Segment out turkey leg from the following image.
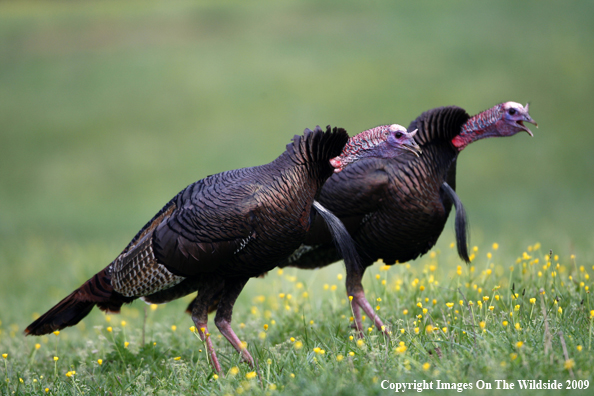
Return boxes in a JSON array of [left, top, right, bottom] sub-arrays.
[[346, 264, 389, 337], [214, 277, 254, 367], [189, 278, 225, 373]]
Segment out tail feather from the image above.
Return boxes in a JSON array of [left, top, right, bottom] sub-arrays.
[[312, 201, 361, 272], [287, 126, 349, 166], [25, 267, 132, 336], [25, 292, 95, 336], [441, 182, 470, 263]]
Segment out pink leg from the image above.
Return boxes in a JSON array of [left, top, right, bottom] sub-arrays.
[[188, 278, 226, 373], [353, 290, 389, 337], [349, 296, 364, 336], [213, 277, 254, 366], [215, 318, 254, 367], [196, 323, 222, 373]]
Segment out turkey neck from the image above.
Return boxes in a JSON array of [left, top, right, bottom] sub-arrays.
[[451, 104, 503, 150], [411, 105, 471, 188]]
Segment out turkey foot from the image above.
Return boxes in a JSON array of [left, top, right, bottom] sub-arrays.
[[196, 323, 222, 373], [350, 290, 389, 338]]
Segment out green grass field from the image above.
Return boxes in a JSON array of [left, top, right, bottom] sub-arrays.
[[2, 242, 593, 395], [1, 1, 594, 394]]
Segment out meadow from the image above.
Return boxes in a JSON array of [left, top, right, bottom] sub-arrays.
[[1, 240, 593, 395], [1, 1, 593, 395]]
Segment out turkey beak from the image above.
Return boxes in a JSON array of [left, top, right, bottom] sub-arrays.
[[518, 115, 537, 137], [403, 129, 422, 157], [520, 103, 537, 137], [403, 141, 422, 157]]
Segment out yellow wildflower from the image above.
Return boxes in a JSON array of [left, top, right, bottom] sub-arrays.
[[564, 359, 575, 370]]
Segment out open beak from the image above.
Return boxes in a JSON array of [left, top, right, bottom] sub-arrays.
[[517, 115, 537, 137], [519, 103, 537, 137]]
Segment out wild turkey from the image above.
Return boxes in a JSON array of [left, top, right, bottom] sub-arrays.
[[281, 102, 537, 334], [181, 125, 422, 330], [26, 126, 363, 373]]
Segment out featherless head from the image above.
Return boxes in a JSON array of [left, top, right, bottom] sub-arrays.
[[330, 124, 421, 173], [452, 102, 537, 151], [499, 102, 537, 136]]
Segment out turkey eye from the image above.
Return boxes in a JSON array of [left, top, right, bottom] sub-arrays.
[[395, 132, 403, 138], [508, 108, 517, 115]]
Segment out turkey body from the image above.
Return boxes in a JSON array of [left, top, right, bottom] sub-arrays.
[[281, 107, 470, 334], [282, 103, 535, 334], [26, 126, 350, 372], [286, 106, 470, 270]]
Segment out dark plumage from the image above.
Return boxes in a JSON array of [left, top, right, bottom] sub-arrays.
[[282, 102, 537, 334], [26, 126, 353, 372]]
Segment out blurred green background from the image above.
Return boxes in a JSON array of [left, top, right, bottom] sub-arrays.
[[1, 1, 593, 325]]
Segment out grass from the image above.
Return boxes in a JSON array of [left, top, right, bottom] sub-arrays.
[[1, 239, 593, 395]]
